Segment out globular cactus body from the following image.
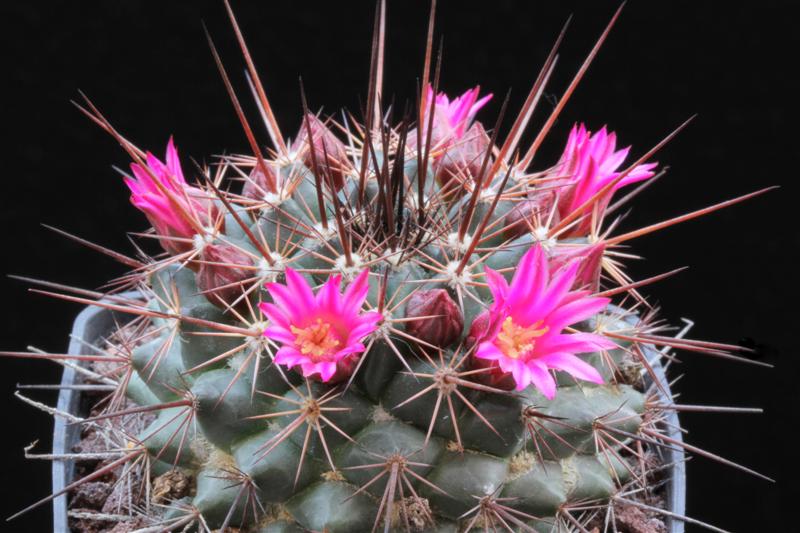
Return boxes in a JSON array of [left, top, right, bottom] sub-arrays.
[[5, 2, 771, 532], [106, 78, 659, 529], [133, 261, 646, 532]]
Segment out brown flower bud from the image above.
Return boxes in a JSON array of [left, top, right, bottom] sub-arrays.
[[502, 191, 559, 241], [435, 121, 491, 198], [196, 243, 254, 307], [465, 310, 490, 345], [242, 164, 278, 202], [293, 113, 351, 190], [404, 289, 464, 348]]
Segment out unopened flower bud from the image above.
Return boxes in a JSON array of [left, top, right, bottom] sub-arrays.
[[435, 121, 491, 198], [293, 113, 351, 190], [196, 243, 254, 307], [242, 164, 278, 202], [404, 289, 464, 348], [466, 309, 492, 346], [502, 191, 559, 241]]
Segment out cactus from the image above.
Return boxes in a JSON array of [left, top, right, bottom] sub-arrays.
[[4, 2, 774, 532]]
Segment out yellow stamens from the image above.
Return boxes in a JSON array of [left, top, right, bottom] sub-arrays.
[[290, 318, 340, 361], [496, 317, 549, 360]]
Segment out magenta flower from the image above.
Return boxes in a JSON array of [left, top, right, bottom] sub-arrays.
[[547, 241, 606, 293], [411, 86, 492, 152], [555, 124, 657, 235], [469, 244, 614, 398], [125, 138, 219, 254], [259, 269, 382, 383], [428, 85, 493, 140]]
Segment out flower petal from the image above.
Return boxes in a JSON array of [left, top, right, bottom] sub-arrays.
[[475, 341, 505, 361], [527, 362, 557, 399], [274, 346, 305, 367], [284, 268, 316, 315], [342, 269, 371, 313], [545, 296, 610, 330], [484, 266, 510, 308], [538, 352, 604, 385], [262, 326, 295, 344], [258, 302, 291, 328], [316, 274, 342, 313]]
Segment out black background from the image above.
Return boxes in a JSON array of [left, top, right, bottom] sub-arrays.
[[1, 1, 796, 531]]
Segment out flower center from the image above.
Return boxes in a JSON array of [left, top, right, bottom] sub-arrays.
[[290, 318, 340, 361], [496, 317, 549, 360]]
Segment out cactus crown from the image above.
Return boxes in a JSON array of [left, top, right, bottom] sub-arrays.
[[4, 2, 773, 532]]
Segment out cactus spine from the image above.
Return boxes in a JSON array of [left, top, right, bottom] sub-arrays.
[[4, 2, 774, 532]]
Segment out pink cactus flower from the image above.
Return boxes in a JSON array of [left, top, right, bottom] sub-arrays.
[[555, 124, 657, 235], [411, 86, 492, 151], [428, 85, 493, 139], [547, 241, 606, 293], [259, 269, 382, 383], [125, 137, 219, 254], [469, 244, 614, 398]]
